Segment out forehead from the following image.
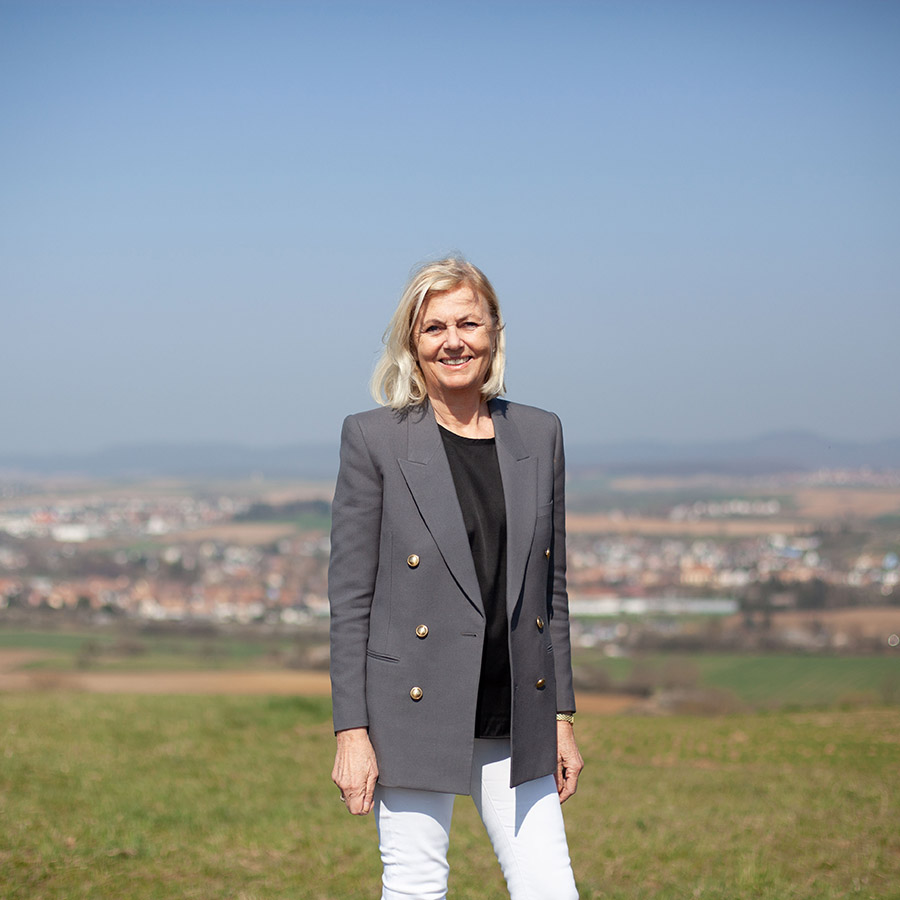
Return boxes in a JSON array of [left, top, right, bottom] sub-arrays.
[[417, 283, 488, 322]]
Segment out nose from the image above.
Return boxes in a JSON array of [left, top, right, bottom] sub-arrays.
[[443, 325, 464, 349]]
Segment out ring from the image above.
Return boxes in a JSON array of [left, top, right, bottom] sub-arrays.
[[340, 794, 346, 803]]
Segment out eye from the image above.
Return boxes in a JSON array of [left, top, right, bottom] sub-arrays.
[[422, 324, 444, 335], [460, 321, 480, 331]]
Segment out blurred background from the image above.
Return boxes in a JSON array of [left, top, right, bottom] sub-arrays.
[[2, 5, 899, 898], [1, 0, 898, 696], [2, 0, 898, 457]]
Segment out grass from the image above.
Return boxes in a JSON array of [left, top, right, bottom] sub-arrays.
[[576, 651, 900, 708], [686, 654, 900, 707], [1, 694, 898, 899], [0, 629, 327, 673], [5, 629, 899, 707], [0, 630, 119, 652]]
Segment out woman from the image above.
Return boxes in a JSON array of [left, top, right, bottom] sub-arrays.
[[329, 257, 582, 900]]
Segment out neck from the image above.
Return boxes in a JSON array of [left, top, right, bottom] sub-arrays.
[[429, 393, 494, 438]]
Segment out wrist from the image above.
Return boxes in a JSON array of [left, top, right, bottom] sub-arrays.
[[336, 726, 370, 743], [556, 712, 575, 725]]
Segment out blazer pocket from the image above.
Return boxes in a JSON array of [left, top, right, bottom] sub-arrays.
[[366, 648, 400, 664], [536, 501, 553, 519]]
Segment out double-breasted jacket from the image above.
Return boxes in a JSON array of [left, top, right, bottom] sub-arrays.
[[328, 398, 575, 794]]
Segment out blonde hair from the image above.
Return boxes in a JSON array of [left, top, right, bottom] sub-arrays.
[[370, 257, 506, 409]]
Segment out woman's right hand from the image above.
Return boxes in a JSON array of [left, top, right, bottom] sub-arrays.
[[332, 727, 379, 815]]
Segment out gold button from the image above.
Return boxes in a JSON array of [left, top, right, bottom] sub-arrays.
[[410, 686, 423, 701], [535, 678, 546, 690], [544, 548, 550, 558], [415, 624, 429, 639], [536, 616, 544, 631], [407, 554, 420, 568]]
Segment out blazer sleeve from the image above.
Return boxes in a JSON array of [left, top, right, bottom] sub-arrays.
[[550, 413, 577, 713], [328, 414, 383, 732]]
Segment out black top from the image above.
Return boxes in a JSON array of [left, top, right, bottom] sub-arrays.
[[439, 425, 511, 738]]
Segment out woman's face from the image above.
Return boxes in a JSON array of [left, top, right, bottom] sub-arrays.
[[414, 283, 494, 404]]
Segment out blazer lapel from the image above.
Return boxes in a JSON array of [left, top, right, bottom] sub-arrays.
[[397, 404, 484, 615], [489, 400, 538, 616]]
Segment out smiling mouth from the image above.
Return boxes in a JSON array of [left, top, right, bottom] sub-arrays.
[[439, 357, 472, 367]]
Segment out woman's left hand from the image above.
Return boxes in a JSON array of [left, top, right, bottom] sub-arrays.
[[332, 727, 379, 815], [555, 720, 584, 803]]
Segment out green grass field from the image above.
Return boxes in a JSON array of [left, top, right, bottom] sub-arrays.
[[0, 629, 327, 673], [5, 629, 900, 710], [579, 651, 900, 708], [2, 693, 898, 899]]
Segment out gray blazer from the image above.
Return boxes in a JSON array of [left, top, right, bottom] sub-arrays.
[[328, 398, 576, 794]]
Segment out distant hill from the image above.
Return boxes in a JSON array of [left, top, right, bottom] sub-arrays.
[[0, 442, 339, 480], [566, 431, 900, 474], [1, 431, 898, 479]]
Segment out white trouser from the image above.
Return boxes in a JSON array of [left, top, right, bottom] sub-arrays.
[[374, 738, 578, 900]]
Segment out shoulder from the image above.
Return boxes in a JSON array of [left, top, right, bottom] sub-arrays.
[[342, 405, 399, 431], [340, 404, 418, 451], [491, 398, 562, 434]]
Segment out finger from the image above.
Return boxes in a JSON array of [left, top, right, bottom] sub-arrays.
[[362, 770, 378, 814], [346, 789, 367, 815]]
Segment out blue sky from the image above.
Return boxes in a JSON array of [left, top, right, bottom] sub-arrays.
[[2, 0, 897, 454]]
